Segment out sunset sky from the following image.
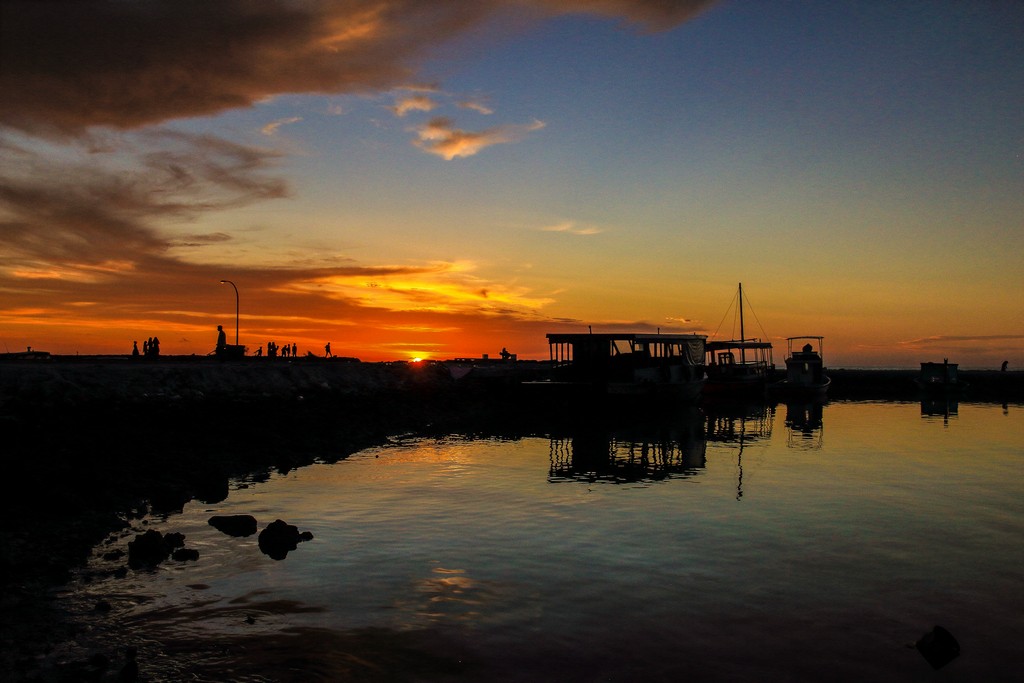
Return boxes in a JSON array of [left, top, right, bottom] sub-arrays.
[[1, 0, 1021, 367]]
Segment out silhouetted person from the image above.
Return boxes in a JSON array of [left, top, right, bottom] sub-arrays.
[[215, 325, 227, 355], [1002, 360, 1009, 372], [291, 343, 297, 357], [325, 342, 333, 358], [255, 346, 263, 357], [151, 337, 160, 356], [132, 341, 140, 357], [500, 347, 511, 360], [143, 339, 150, 356]]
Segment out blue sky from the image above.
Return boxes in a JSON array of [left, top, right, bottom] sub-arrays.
[[1, 1, 1022, 365]]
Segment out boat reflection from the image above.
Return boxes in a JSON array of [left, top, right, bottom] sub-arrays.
[[547, 407, 706, 484], [921, 396, 958, 424], [703, 401, 775, 445], [783, 401, 825, 450]]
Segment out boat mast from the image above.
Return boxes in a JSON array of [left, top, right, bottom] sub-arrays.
[[738, 282, 746, 363], [738, 282, 745, 342]]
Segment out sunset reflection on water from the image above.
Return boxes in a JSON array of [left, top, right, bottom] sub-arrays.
[[58, 400, 1023, 682]]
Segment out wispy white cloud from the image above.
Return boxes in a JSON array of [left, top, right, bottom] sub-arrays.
[[458, 99, 494, 115], [390, 94, 437, 117], [540, 220, 603, 236], [261, 116, 302, 136], [898, 334, 1024, 347], [411, 117, 545, 159]]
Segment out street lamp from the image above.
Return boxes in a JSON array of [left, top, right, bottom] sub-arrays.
[[220, 279, 239, 346]]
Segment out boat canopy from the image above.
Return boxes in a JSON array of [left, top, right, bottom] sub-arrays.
[[546, 333, 706, 368], [705, 339, 774, 368], [919, 360, 959, 384], [784, 336, 824, 360]]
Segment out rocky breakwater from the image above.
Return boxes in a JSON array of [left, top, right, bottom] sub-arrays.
[[0, 356, 493, 677], [1, 357, 466, 566]]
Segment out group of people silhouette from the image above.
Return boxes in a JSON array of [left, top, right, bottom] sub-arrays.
[[132, 326, 337, 359], [257, 341, 297, 358], [132, 337, 160, 357]]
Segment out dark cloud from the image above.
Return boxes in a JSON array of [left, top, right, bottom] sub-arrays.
[[170, 233, 235, 247], [0, 0, 716, 136], [0, 130, 286, 268]]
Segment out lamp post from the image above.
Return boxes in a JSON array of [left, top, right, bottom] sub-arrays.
[[220, 279, 239, 345]]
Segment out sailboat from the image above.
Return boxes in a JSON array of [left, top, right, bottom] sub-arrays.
[[704, 283, 775, 397]]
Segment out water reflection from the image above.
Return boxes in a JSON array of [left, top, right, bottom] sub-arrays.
[[920, 396, 958, 424], [703, 401, 775, 500], [703, 401, 775, 444], [547, 407, 705, 484], [783, 401, 825, 450]]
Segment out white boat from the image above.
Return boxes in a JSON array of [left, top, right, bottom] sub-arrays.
[[769, 336, 830, 398]]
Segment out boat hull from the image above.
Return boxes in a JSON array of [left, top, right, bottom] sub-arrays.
[[769, 376, 831, 398], [914, 378, 968, 394]]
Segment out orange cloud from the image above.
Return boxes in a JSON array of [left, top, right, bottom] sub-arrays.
[[261, 117, 303, 136], [281, 261, 555, 315], [390, 95, 438, 117], [411, 117, 546, 159]]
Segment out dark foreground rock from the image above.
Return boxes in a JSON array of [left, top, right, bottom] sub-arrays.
[[257, 519, 314, 560], [209, 514, 258, 537], [915, 625, 961, 670], [127, 529, 186, 568]]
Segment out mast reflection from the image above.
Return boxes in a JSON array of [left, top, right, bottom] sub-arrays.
[[703, 401, 775, 501], [547, 407, 706, 484]]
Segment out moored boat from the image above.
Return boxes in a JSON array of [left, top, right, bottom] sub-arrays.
[[537, 332, 707, 400], [915, 359, 967, 393], [769, 336, 830, 398]]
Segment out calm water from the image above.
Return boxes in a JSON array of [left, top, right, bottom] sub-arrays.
[[55, 400, 1023, 682]]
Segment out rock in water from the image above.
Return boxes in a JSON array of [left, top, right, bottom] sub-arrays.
[[208, 514, 258, 537], [127, 529, 170, 568], [172, 547, 199, 562], [163, 532, 185, 549], [257, 519, 313, 560], [127, 529, 191, 567], [915, 625, 960, 669]]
